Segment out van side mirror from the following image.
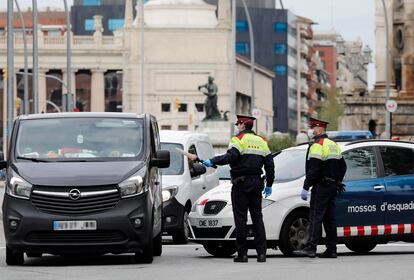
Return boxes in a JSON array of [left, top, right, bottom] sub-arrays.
[[190, 163, 206, 178], [151, 150, 170, 168]]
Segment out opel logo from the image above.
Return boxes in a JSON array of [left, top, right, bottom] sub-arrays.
[[69, 189, 81, 200]]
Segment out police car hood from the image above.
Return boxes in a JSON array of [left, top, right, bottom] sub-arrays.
[[195, 176, 304, 205]]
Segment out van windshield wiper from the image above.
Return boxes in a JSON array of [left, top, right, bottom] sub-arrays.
[[16, 156, 51, 163], [54, 159, 105, 162]]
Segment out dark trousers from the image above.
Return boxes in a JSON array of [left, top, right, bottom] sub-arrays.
[[231, 178, 266, 256], [307, 183, 337, 252]]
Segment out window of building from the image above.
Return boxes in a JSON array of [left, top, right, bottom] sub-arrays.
[[84, 19, 95, 31], [274, 65, 287, 76], [161, 103, 171, 112], [236, 42, 249, 54], [108, 19, 125, 31], [83, 0, 101, 5], [178, 125, 188, 131], [178, 103, 188, 112], [236, 20, 248, 32], [273, 22, 287, 33], [161, 125, 172, 130], [195, 103, 204, 112], [274, 43, 287, 55]]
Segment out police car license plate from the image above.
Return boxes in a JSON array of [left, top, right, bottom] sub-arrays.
[[197, 219, 221, 228], [53, 220, 97, 231]]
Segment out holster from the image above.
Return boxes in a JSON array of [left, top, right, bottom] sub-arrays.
[[322, 177, 345, 195], [231, 176, 246, 186]]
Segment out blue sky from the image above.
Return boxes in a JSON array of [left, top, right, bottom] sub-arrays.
[[2, 0, 376, 87]]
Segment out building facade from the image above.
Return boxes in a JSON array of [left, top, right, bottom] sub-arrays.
[[0, 0, 275, 151]]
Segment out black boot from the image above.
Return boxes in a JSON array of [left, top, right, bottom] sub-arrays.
[[318, 249, 337, 258], [233, 254, 248, 263], [293, 247, 316, 258], [257, 254, 266, 262]]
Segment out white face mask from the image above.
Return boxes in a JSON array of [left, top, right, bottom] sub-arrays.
[[234, 126, 240, 135], [307, 128, 315, 139]]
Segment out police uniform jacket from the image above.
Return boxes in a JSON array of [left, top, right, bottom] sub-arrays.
[[304, 134, 347, 191], [211, 130, 275, 187]]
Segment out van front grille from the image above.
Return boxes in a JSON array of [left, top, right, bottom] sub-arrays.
[[30, 185, 120, 215], [26, 231, 126, 243]]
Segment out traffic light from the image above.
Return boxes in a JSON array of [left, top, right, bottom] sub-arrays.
[[2, 69, 7, 80], [15, 97, 22, 110], [174, 98, 181, 110]]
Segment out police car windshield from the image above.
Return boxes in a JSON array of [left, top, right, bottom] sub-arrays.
[[274, 149, 307, 182], [15, 118, 144, 161]]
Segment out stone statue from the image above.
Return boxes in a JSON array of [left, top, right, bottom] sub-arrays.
[[198, 76, 221, 120]]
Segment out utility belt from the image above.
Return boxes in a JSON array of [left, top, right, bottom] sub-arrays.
[[321, 177, 345, 194], [231, 175, 263, 186]]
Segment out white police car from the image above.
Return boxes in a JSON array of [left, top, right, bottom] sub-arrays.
[[189, 140, 414, 257]]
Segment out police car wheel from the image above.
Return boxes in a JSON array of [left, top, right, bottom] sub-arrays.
[[203, 244, 236, 257], [279, 210, 310, 257], [345, 241, 376, 254]]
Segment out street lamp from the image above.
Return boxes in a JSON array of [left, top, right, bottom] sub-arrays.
[[381, 0, 391, 139], [63, 0, 73, 112], [14, 0, 29, 115], [32, 0, 39, 114], [7, 0, 14, 149]]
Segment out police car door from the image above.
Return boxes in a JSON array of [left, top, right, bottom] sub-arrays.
[[379, 145, 414, 227], [336, 147, 385, 232]]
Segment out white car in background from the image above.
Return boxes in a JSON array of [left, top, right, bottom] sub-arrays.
[[189, 140, 414, 257]]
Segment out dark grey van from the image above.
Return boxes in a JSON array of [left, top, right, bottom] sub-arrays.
[[1, 113, 170, 265]]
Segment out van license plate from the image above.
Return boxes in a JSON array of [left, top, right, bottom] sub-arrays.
[[197, 219, 221, 228], [53, 220, 97, 231]]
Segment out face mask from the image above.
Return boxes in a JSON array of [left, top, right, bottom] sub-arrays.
[[307, 128, 315, 139], [234, 126, 240, 135]]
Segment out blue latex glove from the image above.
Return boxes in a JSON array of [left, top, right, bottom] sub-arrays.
[[202, 159, 213, 168], [263, 186, 272, 198], [300, 189, 308, 201]]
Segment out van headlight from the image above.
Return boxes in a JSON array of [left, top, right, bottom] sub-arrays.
[[119, 175, 145, 198], [6, 173, 33, 200], [162, 185, 179, 202]]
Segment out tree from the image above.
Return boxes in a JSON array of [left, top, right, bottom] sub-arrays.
[[318, 87, 344, 130], [267, 134, 295, 153]]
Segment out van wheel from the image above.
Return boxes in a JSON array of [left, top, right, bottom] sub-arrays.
[[135, 215, 154, 264], [279, 210, 310, 257], [345, 241, 376, 254], [203, 243, 236, 257], [6, 247, 24, 265], [153, 231, 162, 257], [172, 211, 190, 244]]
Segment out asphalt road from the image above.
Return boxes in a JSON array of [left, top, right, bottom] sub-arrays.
[[0, 185, 414, 280]]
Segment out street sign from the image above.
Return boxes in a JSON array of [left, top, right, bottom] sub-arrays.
[[386, 100, 398, 113], [252, 108, 262, 118]]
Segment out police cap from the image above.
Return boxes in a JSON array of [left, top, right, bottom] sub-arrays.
[[308, 117, 329, 128], [235, 115, 256, 125]]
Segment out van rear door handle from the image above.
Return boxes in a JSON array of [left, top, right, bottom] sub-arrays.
[[373, 185, 385, 191]]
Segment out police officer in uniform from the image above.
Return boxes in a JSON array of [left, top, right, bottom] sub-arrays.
[[293, 118, 347, 258], [202, 115, 275, 262]]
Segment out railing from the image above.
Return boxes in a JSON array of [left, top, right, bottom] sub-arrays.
[[0, 34, 120, 48]]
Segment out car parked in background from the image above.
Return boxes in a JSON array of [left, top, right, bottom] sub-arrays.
[[189, 140, 414, 257], [160, 130, 219, 244], [327, 130, 374, 141]]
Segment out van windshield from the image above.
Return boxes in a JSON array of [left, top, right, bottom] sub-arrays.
[[15, 118, 144, 161], [274, 149, 307, 182], [160, 143, 184, 175]]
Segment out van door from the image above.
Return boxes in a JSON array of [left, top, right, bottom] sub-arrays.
[[188, 144, 207, 203], [195, 141, 218, 192], [336, 147, 385, 230], [379, 146, 414, 227]]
